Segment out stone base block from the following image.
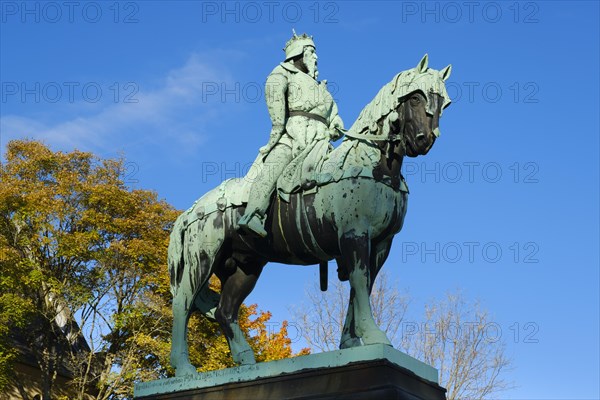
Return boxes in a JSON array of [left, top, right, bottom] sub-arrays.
[[134, 344, 446, 400]]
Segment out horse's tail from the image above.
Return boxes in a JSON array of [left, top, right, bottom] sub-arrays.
[[168, 180, 239, 298], [168, 213, 186, 296]]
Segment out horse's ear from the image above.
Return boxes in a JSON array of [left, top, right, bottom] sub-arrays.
[[440, 64, 452, 81], [416, 54, 428, 73]]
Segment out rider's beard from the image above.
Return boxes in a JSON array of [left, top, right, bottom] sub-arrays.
[[307, 64, 318, 79], [304, 55, 318, 79]]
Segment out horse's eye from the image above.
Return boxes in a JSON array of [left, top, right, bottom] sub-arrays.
[[410, 96, 421, 105]]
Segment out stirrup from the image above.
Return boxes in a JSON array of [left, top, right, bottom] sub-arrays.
[[238, 213, 267, 238]]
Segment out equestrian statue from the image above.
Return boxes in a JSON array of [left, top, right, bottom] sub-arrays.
[[168, 32, 452, 376]]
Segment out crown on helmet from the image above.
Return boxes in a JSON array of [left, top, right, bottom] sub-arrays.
[[284, 29, 315, 60]]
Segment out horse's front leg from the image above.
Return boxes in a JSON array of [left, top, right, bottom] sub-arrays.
[[339, 234, 392, 347], [338, 255, 360, 349], [339, 239, 393, 348]]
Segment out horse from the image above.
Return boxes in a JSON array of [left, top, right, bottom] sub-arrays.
[[168, 54, 452, 376]]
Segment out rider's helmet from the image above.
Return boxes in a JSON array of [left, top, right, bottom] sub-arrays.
[[284, 30, 315, 61]]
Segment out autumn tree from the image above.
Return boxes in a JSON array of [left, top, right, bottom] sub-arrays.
[[0, 140, 305, 400], [0, 139, 178, 399], [401, 292, 512, 400], [292, 271, 511, 400]]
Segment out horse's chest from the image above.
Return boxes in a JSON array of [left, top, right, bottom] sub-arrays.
[[374, 190, 408, 238], [362, 185, 407, 237], [313, 181, 407, 243]]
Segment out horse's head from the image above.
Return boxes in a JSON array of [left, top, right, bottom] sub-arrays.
[[345, 55, 452, 159], [393, 54, 452, 157]]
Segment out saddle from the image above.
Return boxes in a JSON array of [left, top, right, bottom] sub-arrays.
[[276, 139, 332, 202], [182, 135, 408, 225], [276, 135, 408, 201]]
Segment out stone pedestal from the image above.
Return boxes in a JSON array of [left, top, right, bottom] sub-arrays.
[[134, 345, 446, 400]]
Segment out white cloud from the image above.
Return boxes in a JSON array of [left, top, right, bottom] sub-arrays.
[[0, 52, 234, 156]]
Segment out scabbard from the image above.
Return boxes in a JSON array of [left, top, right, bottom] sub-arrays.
[[319, 261, 328, 291]]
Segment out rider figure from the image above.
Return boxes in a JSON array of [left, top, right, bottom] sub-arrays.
[[238, 31, 344, 237]]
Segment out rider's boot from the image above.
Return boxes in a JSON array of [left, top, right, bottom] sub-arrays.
[[238, 143, 292, 238], [237, 173, 272, 238]]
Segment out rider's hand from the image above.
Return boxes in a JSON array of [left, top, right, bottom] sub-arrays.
[[329, 125, 345, 141], [259, 125, 284, 155], [259, 138, 278, 154], [329, 117, 344, 141], [258, 144, 270, 155]]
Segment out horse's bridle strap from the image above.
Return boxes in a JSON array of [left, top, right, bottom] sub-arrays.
[[340, 127, 402, 142]]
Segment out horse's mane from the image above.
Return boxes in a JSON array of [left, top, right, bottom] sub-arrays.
[[324, 63, 451, 172], [346, 66, 451, 139]]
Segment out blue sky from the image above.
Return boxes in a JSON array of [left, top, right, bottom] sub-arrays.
[[1, 1, 598, 398]]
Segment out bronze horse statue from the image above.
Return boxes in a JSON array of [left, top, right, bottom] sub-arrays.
[[168, 55, 452, 375]]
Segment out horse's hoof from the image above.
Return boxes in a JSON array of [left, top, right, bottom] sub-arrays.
[[233, 349, 256, 365], [339, 337, 362, 349], [361, 329, 392, 347], [175, 363, 197, 377]]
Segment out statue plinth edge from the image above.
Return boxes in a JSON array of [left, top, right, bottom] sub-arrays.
[[134, 344, 446, 400]]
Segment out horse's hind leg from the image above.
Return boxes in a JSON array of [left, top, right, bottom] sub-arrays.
[[171, 292, 197, 376], [215, 258, 265, 365], [171, 284, 220, 376], [194, 284, 220, 322]]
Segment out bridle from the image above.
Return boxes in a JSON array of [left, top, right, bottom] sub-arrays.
[[338, 95, 417, 143], [340, 127, 404, 143]]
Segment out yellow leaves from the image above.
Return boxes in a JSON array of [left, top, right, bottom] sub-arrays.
[[0, 293, 33, 330], [0, 239, 19, 264], [0, 139, 181, 389], [132, 332, 161, 349], [0, 349, 18, 391], [5, 139, 53, 159], [2, 139, 178, 273], [26, 267, 46, 286]]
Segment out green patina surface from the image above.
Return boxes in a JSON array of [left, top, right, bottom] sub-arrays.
[[166, 44, 452, 379], [134, 344, 438, 398]]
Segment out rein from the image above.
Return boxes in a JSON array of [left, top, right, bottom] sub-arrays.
[[340, 127, 403, 142], [336, 102, 406, 143]]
